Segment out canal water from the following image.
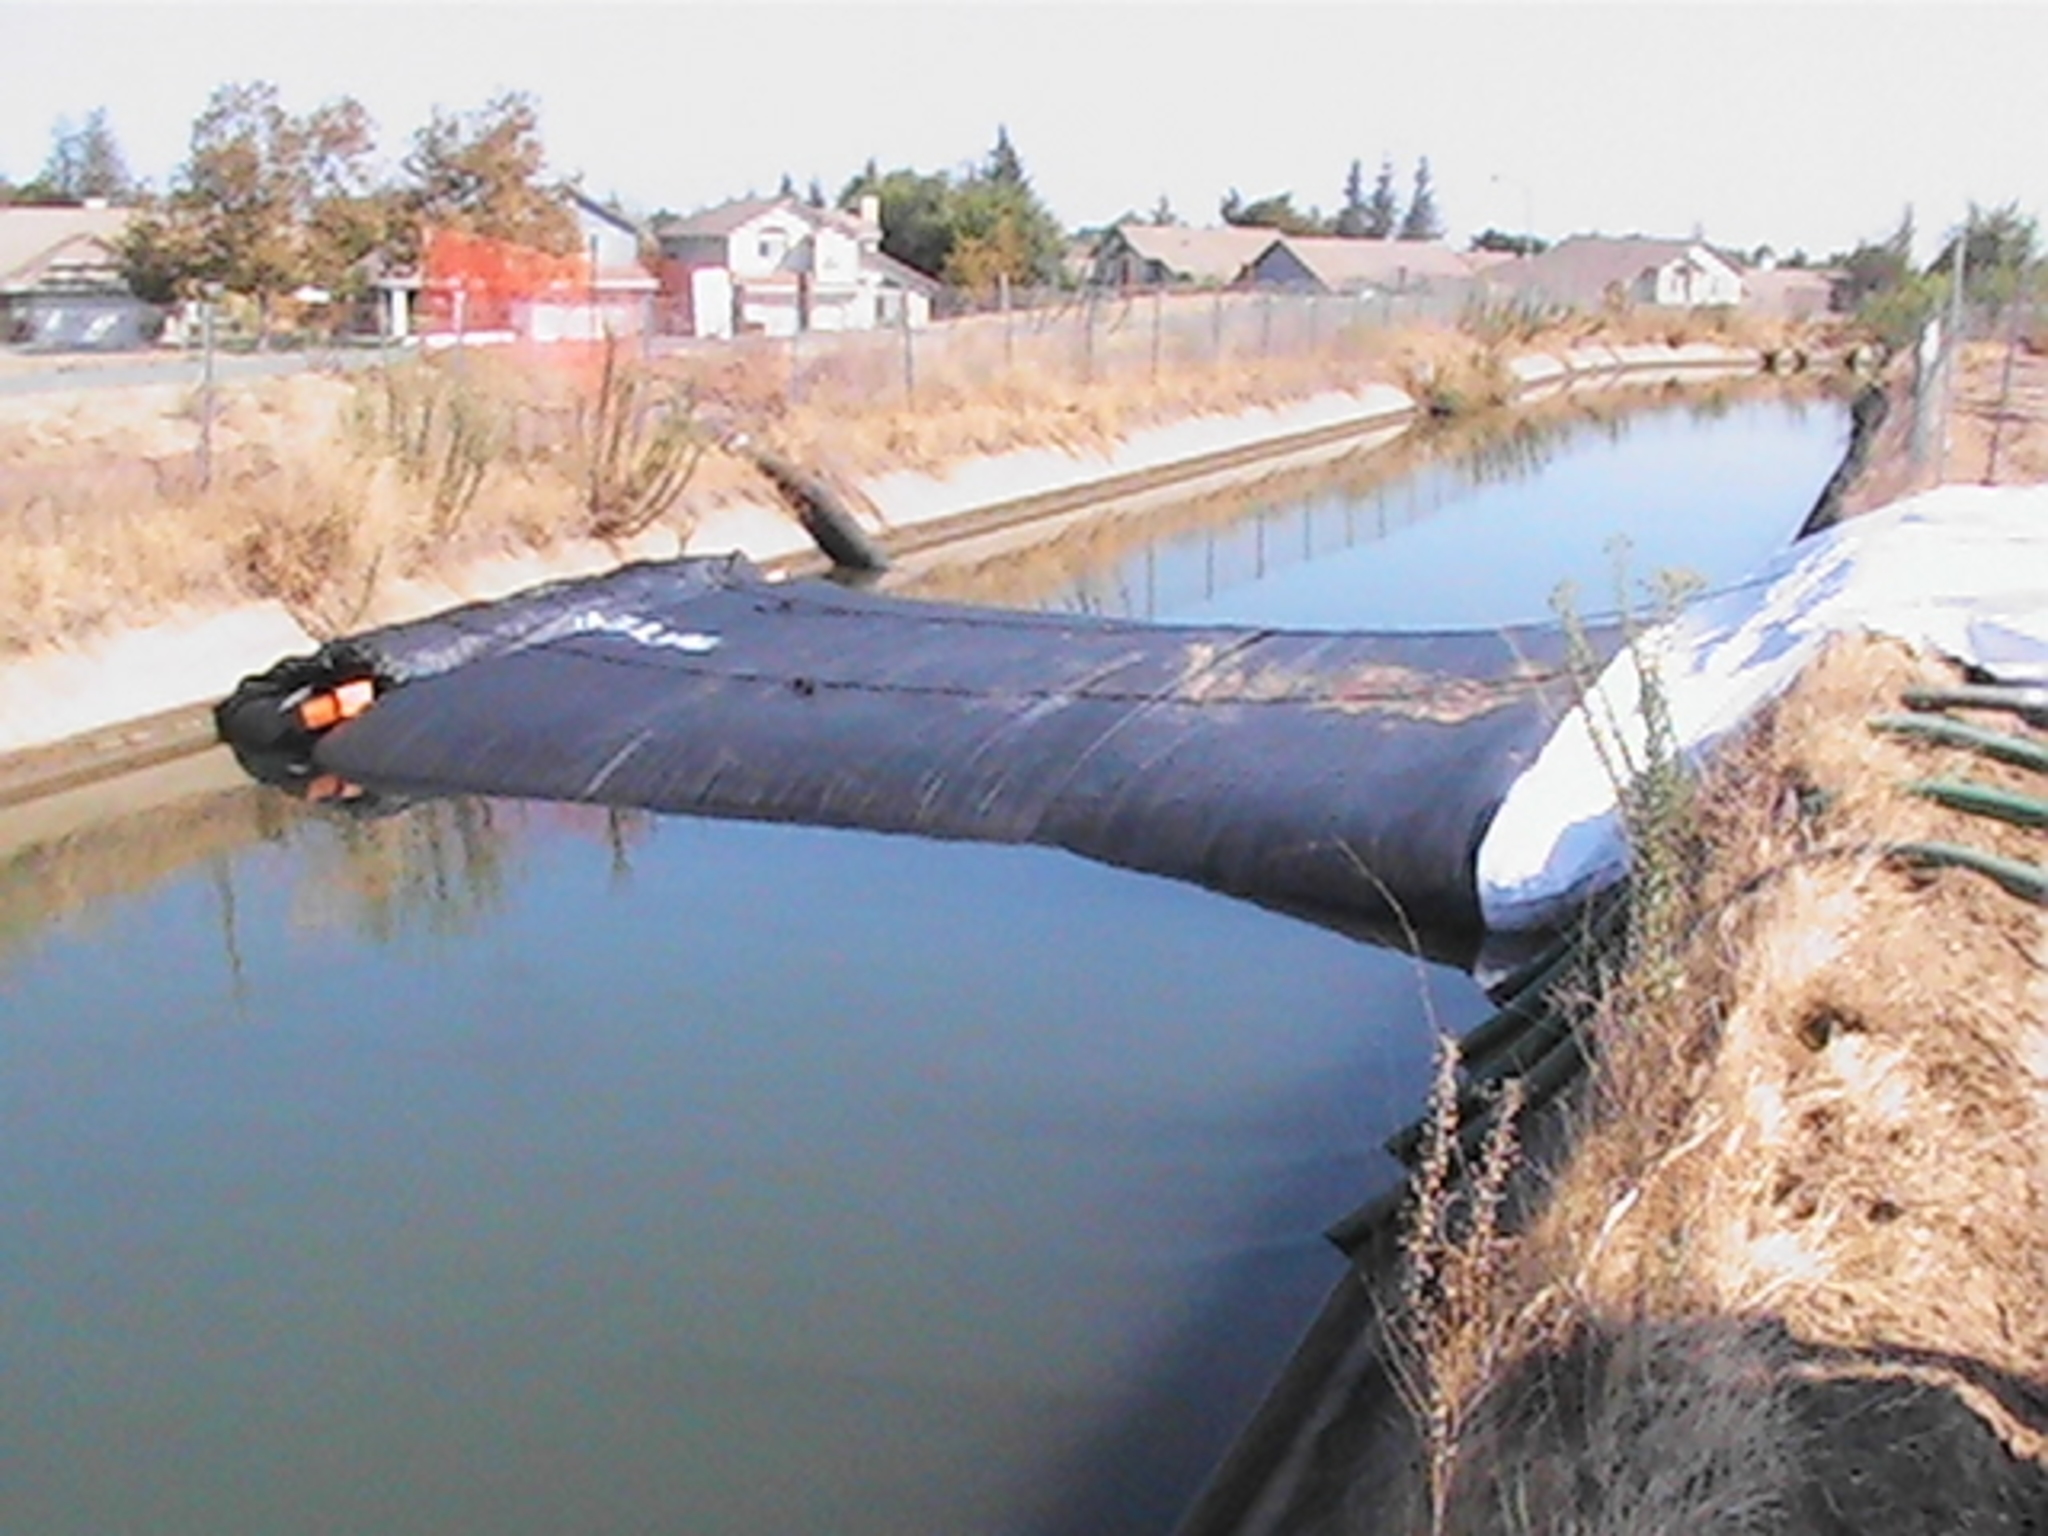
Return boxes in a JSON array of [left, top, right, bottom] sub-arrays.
[[0, 389, 1846, 1535]]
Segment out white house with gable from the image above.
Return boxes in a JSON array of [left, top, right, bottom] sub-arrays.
[[651, 195, 940, 339], [1491, 235, 1747, 311]]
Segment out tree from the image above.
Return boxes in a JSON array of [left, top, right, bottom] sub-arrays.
[[1222, 190, 1324, 236], [1928, 201, 2039, 309], [297, 95, 395, 297], [1146, 192, 1179, 227], [944, 127, 1063, 291], [1335, 158, 1370, 238], [985, 124, 1027, 188], [1832, 205, 1915, 312], [118, 82, 397, 313], [1398, 156, 1442, 241], [173, 81, 315, 310], [1364, 156, 1400, 239], [25, 107, 135, 202], [839, 163, 956, 278], [777, 171, 797, 200], [841, 128, 1063, 292], [805, 176, 826, 209], [1469, 227, 1546, 257], [403, 91, 577, 255]]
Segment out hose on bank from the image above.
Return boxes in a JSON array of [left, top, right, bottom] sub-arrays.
[[1880, 682, 2048, 907]]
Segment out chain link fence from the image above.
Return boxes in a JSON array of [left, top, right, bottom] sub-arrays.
[[1904, 287, 2040, 479], [645, 280, 1482, 411]]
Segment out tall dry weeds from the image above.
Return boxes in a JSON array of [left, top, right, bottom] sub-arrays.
[[1370, 628, 2048, 1534]]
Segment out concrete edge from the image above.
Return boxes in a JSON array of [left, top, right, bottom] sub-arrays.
[[0, 342, 1761, 802]]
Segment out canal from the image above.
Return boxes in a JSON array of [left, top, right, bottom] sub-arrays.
[[0, 388, 1846, 1535]]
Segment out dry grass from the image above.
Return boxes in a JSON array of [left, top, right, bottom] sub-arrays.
[[0, 346, 758, 650], [1373, 636, 2048, 1533], [0, 307, 1800, 658]]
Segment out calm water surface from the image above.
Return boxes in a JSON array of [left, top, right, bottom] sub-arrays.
[[0, 392, 1845, 1535]]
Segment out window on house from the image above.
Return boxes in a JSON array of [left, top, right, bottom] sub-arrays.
[[758, 232, 786, 263]]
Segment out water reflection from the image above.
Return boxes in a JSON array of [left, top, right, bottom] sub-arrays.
[[0, 386, 1849, 1536], [899, 377, 1834, 620], [0, 764, 660, 972]]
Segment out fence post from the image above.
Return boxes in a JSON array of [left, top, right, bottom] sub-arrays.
[[1909, 315, 1938, 471], [788, 327, 801, 407], [900, 305, 915, 404], [1081, 288, 1095, 385], [1935, 234, 1967, 482], [1985, 291, 2026, 482], [1000, 273, 1014, 374], [198, 288, 218, 492]]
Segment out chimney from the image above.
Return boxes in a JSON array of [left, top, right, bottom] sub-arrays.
[[859, 193, 881, 233]]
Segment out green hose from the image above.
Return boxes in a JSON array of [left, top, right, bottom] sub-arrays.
[[1900, 683, 2048, 718], [1869, 714, 2048, 775], [1908, 778, 2048, 830], [1887, 841, 2048, 905]]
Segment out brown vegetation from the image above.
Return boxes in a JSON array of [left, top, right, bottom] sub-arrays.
[[1362, 637, 2047, 1534], [0, 305, 1799, 659]]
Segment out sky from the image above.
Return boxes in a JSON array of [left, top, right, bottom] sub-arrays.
[[2, 2, 2042, 263]]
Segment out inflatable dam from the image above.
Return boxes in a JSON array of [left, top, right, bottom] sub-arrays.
[[215, 554, 1621, 963]]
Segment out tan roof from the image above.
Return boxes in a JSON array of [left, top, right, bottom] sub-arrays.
[[1490, 235, 1741, 301], [1105, 223, 1275, 282], [1259, 236, 1476, 288], [656, 196, 865, 241], [0, 204, 131, 288]]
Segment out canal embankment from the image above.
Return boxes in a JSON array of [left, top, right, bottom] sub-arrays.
[[1174, 350, 2048, 1535], [0, 338, 1775, 804]]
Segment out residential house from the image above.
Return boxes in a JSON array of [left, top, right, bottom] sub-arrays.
[[0, 202, 154, 350], [1242, 236, 1478, 295], [1088, 224, 1276, 288], [393, 190, 660, 344], [1489, 235, 1748, 311], [649, 195, 940, 339], [1741, 263, 1846, 321]]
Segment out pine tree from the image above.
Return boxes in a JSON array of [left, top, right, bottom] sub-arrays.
[[1336, 157, 1370, 238], [985, 125, 1026, 188], [1364, 156, 1400, 239], [777, 171, 797, 200], [1398, 156, 1442, 241]]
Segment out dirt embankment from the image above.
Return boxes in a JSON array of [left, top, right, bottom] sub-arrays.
[[1265, 341, 2048, 1536]]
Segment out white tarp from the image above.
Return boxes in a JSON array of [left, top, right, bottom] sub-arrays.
[[1478, 484, 2048, 930]]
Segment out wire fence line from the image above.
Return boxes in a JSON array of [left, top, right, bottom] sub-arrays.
[[1903, 291, 2042, 481], [640, 281, 1483, 410]]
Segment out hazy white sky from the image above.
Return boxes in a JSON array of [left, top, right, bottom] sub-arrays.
[[3, 2, 2040, 261]]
